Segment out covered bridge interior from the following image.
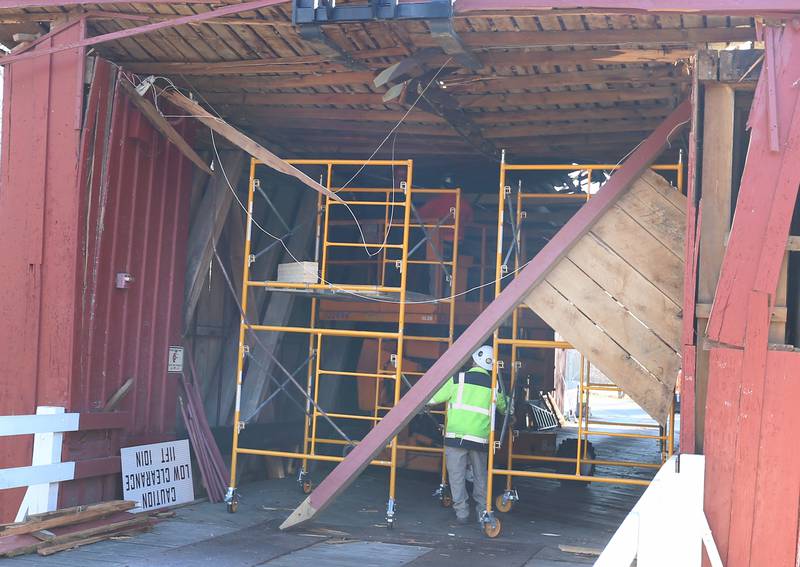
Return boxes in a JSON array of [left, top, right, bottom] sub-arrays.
[[0, 2, 799, 565]]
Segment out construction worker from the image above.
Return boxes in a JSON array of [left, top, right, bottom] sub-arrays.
[[427, 345, 508, 524]]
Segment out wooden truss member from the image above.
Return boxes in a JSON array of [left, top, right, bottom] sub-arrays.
[[280, 101, 692, 530]]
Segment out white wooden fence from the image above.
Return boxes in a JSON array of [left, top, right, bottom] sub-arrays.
[[1, 406, 125, 521]]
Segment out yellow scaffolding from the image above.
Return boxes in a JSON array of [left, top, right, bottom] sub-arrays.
[[481, 154, 682, 537], [226, 158, 462, 524]]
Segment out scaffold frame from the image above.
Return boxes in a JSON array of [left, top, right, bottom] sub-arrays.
[[481, 155, 683, 537], [226, 158, 462, 525]]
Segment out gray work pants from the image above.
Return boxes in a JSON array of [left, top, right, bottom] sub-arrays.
[[445, 445, 488, 520]]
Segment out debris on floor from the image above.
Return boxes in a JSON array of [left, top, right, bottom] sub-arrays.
[[0, 500, 155, 558]]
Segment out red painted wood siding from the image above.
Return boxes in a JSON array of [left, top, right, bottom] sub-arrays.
[[0, 22, 87, 522], [0, 53, 195, 518]]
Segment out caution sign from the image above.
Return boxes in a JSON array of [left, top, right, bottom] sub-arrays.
[[121, 439, 194, 512]]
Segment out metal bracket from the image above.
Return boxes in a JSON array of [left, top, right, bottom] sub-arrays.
[[386, 498, 397, 527], [293, 0, 451, 25], [497, 360, 505, 369], [253, 179, 261, 190], [248, 254, 255, 266], [501, 264, 509, 274], [390, 353, 398, 368], [224, 487, 237, 504], [237, 421, 246, 433], [504, 185, 512, 195], [242, 344, 250, 355], [395, 259, 402, 271], [520, 210, 527, 220]]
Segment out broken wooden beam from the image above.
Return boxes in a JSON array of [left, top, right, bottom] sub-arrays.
[[161, 91, 341, 202], [280, 99, 692, 530], [118, 78, 211, 175]]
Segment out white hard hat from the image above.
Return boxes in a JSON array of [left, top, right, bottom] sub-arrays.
[[472, 345, 494, 371]]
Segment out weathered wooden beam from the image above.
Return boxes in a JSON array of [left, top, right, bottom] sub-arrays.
[[246, 118, 457, 137], [162, 91, 340, 202], [442, 66, 686, 92], [484, 117, 662, 138], [224, 106, 446, 124], [118, 78, 211, 175], [118, 48, 407, 76], [459, 87, 679, 108], [694, 82, 734, 453], [697, 49, 763, 84], [201, 86, 678, 109], [410, 27, 756, 50], [472, 104, 669, 124], [280, 99, 691, 530], [177, 72, 378, 91], [184, 151, 246, 333], [117, 47, 690, 79], [201, 92, 388, 107]]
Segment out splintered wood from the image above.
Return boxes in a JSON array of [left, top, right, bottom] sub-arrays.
[[524, 170, 685, 425]]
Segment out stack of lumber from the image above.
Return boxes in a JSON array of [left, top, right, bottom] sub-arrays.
[[181, 351, 229, 502], [0, 500, 152, 557]]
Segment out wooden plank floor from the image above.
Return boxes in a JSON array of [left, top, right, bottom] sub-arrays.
[[9, 403, 670, 567]]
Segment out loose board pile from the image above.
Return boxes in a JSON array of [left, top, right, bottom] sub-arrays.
[[0, 500, 152, 557]]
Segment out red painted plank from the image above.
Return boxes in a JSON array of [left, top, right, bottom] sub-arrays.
[[0, 23, 85, 523], [280, 100, 692, 529], [726, 292, 770, 567], [454, 0, 800, 14], [679, 345, 696, 454], [0, 0, 288, 66], [703, 347, 744, 566], [0, 0, 209, 6], [749, 350, 800, 567], [77, 412, 129, 431], [707, 25, 800, 347]]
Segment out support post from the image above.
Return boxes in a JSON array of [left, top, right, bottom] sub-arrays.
[[694, 83, 735, 452], [14, 407, 65, 521]]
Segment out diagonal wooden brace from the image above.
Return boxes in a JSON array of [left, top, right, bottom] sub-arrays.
[[280, 100, 692, 530]]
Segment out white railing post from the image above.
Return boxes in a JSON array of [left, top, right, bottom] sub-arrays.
[[14, 406, 65, 521]]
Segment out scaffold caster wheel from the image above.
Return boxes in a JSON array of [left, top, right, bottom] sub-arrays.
[[301, 481, 313, 495], [227, 498, 239, 514], [386, 517, 395, 530], [483, 517, 502, 538], [495, 494, 513, 513], [440, 494, 452, 508]]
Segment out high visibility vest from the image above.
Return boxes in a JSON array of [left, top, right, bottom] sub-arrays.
[[428, 366, 508, 449]]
